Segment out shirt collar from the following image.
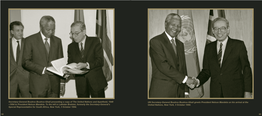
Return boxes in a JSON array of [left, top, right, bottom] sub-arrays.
[[12, 37, 21, 43], [217, 37, 229, 46], [79, 36, 86, 46], [165, 31, 176, 41], [40, 31, 49, 41]]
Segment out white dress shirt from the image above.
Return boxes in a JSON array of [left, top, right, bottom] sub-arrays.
[[12, 37, 21, 62], [165, 31, 188, 95], [217, 37, 228, 67], [40, 32, 50, 74], [78, 36, 90, 69]]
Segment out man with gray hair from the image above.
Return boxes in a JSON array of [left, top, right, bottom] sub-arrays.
[[23, 15, 63, 98], [190, 17, 252, 98], [149, 13, 196, 98], [65, 21, 107, 98]]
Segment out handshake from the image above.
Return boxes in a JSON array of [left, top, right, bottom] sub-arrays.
[[185, 76, 199, 89]]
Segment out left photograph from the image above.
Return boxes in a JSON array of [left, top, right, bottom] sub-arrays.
[[8, 9, 115, 99]]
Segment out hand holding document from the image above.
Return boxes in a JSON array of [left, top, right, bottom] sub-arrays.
[[47, 58, 89, 77]]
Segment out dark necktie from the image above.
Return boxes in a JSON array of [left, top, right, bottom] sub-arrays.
[[44, 38, 50, 55], [218, 43, 223, 67], [16, 41, 20, 64], [171, 38, 177, 56], [80, 42, 84, 58]]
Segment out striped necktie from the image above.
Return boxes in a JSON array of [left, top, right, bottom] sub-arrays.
[[218, 43, 223, 67], [80, 42, 84, 58]]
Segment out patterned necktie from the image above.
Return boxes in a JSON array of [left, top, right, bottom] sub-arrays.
[[218, 43, 223, 67], [44, 38, 49, 55], [80, 42, 84, 58], [16, 41, 20, 64], [171, 38, 177, 56]]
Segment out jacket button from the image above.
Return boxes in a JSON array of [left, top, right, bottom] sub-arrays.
[[220, 73, 222, 75]]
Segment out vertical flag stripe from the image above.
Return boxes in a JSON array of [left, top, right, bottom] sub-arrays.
[[96, 10, 114, 82], [74, 10, 85, 22], [96, 10, 113, 65]]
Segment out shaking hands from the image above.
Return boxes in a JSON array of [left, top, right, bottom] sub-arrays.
[[186, 76, 199, 89]]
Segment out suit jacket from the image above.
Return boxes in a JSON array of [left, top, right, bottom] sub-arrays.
[[197, 37, 252, 97], [10, 38, 30, 97], [149, 32, 188, 98], [67, 35, 107, 92], [22, 32, 63, 95]]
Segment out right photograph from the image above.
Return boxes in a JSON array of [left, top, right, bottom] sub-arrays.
[[148, 9, 254, 99]]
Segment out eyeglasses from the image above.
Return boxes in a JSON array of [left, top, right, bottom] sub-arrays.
[[69, 31, 82, 37], [213, 27, 227, 32]]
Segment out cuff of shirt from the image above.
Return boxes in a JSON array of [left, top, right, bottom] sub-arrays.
[[185, 92, 189, 95], [182, 76, 188, 83], [86, 62, 90, 69], [42, 67, 46, 74], [196, 78, 200, 87]]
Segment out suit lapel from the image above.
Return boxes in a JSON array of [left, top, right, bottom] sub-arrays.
[[48, 36, 55, 60], [37, 32, 48, 63], [161, 32, 178, 66], [17, 38, 25, 65], [83, 35, 92, 58], [221, 37, 233, 69], [211, 41, 221, 70], [10, 38, 16, 63]]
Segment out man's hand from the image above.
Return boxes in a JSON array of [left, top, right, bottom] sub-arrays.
[[244, 92, 252, 98], [186, 76, 198, 89], [75, 62, 87, 70]]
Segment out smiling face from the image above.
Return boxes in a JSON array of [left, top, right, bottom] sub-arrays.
[[212, 20, 230, 42], [165, 15, 181, 38], [11, 25, 24, 40]]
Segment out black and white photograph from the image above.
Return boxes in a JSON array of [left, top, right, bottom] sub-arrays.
[[148, 9, 254, 98], [8, 9, 115, 99]]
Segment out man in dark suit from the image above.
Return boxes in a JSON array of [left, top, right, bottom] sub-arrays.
[[191, 17, 252, 98], [66, 21, 107, 98], [149, 13, 196, 98], [22, 16, 63, 98], [10, 21, 30, 98]]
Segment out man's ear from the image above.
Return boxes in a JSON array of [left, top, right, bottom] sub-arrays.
[[83, 29, 86, 35], [11, 30, 14, 35]]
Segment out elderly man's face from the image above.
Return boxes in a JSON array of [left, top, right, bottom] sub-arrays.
[[11, 25, 24, 40], [212, 20, 230, 42], [70, 25, 86, 43], [165, 16, 181, 38], [41, 21, 55, 38]]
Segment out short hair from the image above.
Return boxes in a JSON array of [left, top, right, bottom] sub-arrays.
[[165, 13, 182, 24], [211, 17, 229, 28], [10, 21, 24, 31], [39, 15, 55, 28], [70, 21, 86, 31]]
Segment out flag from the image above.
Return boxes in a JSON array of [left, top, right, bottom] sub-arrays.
[[177, 10, 204, 98], [74, 10, 85, 22], [96, 10, 114, 82]]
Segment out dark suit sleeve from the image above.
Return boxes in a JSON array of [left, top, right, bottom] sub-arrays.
[[150, 38, 186, 84], [197, 45, 211, 86], [239, 41, 252, 92], [58, 39, 63, 59], [89, 38, 104, 69], [22, 38, 45, 75]]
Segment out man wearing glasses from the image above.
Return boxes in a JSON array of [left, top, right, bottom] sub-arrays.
[[189, 17, 252, 98], [22, 15, 63, 98], [66, 21, 107, 98]]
